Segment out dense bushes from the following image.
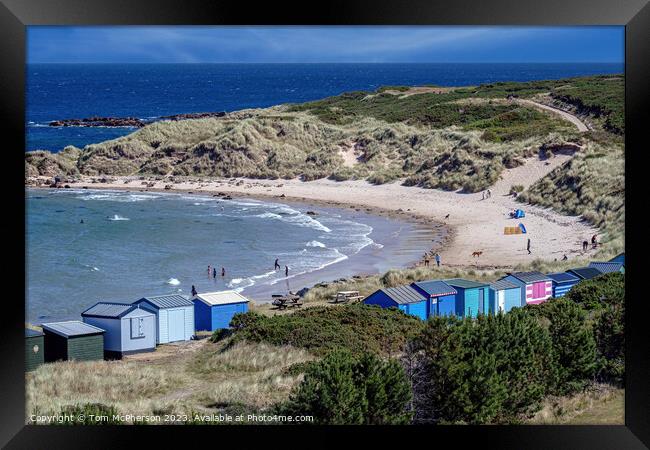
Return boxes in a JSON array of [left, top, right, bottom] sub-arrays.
[[215, 304, 425, 357], [277, 349, 412, 424], [406, 310, 556, 424]]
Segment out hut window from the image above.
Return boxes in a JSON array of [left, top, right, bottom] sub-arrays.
[[130, 317, 145, 339]]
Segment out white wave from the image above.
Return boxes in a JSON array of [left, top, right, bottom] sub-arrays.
[[78, 191, 159, 203], [268, 250, 349, 286], [108, 214, 130, 221], [251, 270, 277, 280], [255, 212, 282, 219], [306, 240, 326, 248], [230, 278, 245, 285], [371, 242, 385, 249], [166, 278, 181, 286]]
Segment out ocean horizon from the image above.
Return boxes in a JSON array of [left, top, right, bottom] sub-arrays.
[[27, 62, 623, 152]]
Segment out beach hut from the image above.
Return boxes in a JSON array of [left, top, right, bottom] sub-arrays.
[[364, 285, 430, 319], [566, 267, 603, 281], [25, 328, 44, 372], [81, 302, 156, 359], [193, 291, 250, 331], [488, 279, 522, 314], [588, 261, 625, 274], [547, 272, 581, 298], [609, 253, 625, 265], [501, 271, 552, 306], [41, 321, 105, 363], [132, 294, 195, 344], [410, 280, 458, 317], [444, 278, 490, 318]]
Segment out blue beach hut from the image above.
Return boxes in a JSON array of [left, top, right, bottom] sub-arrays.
[[81, 302, 156, 359], [363, 285, 429, 320], [547, 272, 581, 298], [488, 279, 522, 314], [609, 253, 625, 265], [444, 278, 490, 318], [588, 261, 625, 274], [132, 294, 195, 344], [410, 280, 457, 317], [567, 267, 603, 281], [192, 291, 250, 331]]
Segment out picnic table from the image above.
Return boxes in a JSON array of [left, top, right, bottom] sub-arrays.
[[272, 293, 303, 310], [330, 290, 365, 304]]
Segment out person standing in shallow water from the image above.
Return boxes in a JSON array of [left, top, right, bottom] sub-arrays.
[[221, 267, 225, 277], [274, 258, 280, 270], [207, 265, 211, 276], [213, 267, 217, 279], [191, 285, 197, 297], [285, 266, 289, 277]]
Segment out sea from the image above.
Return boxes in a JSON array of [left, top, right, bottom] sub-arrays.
[[26, 63, 623, 152], [26, 188, 442, 323], [26, 63, 622, 322]]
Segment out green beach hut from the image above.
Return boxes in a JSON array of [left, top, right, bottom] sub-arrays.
[[41, 321, 105, 362], [25, 328, 44, 372]]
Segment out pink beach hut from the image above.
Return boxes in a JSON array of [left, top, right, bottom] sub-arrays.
[[500, 271, 552, 306]]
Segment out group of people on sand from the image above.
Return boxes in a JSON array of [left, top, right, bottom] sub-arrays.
[[207, 264, 226, 279], [423, 252, 441, 267], [481, 189, 492, 200], [582, 234, 598, 252]]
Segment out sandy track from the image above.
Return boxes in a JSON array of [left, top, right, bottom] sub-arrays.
[[516, 99, 590, 132], [64, 152, 599, 269]]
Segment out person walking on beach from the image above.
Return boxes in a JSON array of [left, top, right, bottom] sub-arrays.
[[423, 254, 430, 267], [213, 267, 217, 279], [527, 238, 531, 255], [274, 258, 280, 270], [591, 234, 598, 248], [435, 253, 441, 267], [582, 240, 589, 252], [191, 285, 197, 297], [482, 191, 485, 200], [285, 265, 289, 277], [487, 189, 491, 199], [221, 267, 225, 277], [562, 254, 568, 261]]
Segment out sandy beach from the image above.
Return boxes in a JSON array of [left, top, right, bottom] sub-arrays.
[[52, 152, 600, 269]]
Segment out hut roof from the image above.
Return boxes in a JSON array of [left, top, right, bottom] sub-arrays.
[[489, 279, 519, 291], [193, 290, 250, 306], [380, 285, 427, 305], [608, 253, 625, 265], [445, 278, 490, 289], [25, 328, 43, 338], [411, 280, 457, 297], [82, 302, 144, 319], [135, 294, 193, 309], [507, 271, 551, 283], [588, 262, 624, 274], [547, 272, 581, 283], [41, 321, 104, 338], [567, 267, 603, 280]]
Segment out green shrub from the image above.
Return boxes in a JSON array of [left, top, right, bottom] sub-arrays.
[[565, 273, 624, 311], [277, 349, 412, 424], [226, 304, 424, 357], [58, 403, 120, 425]]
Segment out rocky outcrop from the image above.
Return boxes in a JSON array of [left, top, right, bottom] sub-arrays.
[[48, 112, 226, 128]]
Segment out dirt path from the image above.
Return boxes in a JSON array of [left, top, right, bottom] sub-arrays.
[[516, 99, 590, 132]]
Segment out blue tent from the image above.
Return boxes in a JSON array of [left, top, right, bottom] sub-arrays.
[[519, 223, 527, 234], [514, 209, 525, 218]]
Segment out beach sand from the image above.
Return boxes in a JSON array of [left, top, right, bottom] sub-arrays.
[[53, 153, 599, 269]]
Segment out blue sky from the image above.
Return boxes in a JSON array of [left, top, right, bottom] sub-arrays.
[[27, 26, 624, 64]]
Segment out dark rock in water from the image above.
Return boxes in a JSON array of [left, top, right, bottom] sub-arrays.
[[64, 184, 71, 188], [223, 196, 233, 200], [296, 287, 310, 297], [305, 211, 318, 216], [82, 186, 88, 189], [164, 185, 173, 190], [279, 194, 286, 198], [48, 111, 226, 128]]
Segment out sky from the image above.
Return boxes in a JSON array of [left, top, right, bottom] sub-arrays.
[[27, 26, 624, 64]]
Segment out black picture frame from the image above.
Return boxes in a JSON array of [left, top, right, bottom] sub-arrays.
[[2, 0, 648, 447]]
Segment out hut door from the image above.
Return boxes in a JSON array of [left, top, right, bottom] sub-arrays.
[[478, 289, 484, 314], [498, 291, 505, 312]]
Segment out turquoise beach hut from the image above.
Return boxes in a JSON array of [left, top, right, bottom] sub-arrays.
[[488, 279, 521, 314], [364, 285, 429, 320], [444, 278, 490, 318]]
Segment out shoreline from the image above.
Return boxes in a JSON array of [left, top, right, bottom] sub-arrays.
[[30, 156, 601, 270]]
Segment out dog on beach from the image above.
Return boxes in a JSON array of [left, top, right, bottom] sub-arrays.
[[471, 251, 483, 258]]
